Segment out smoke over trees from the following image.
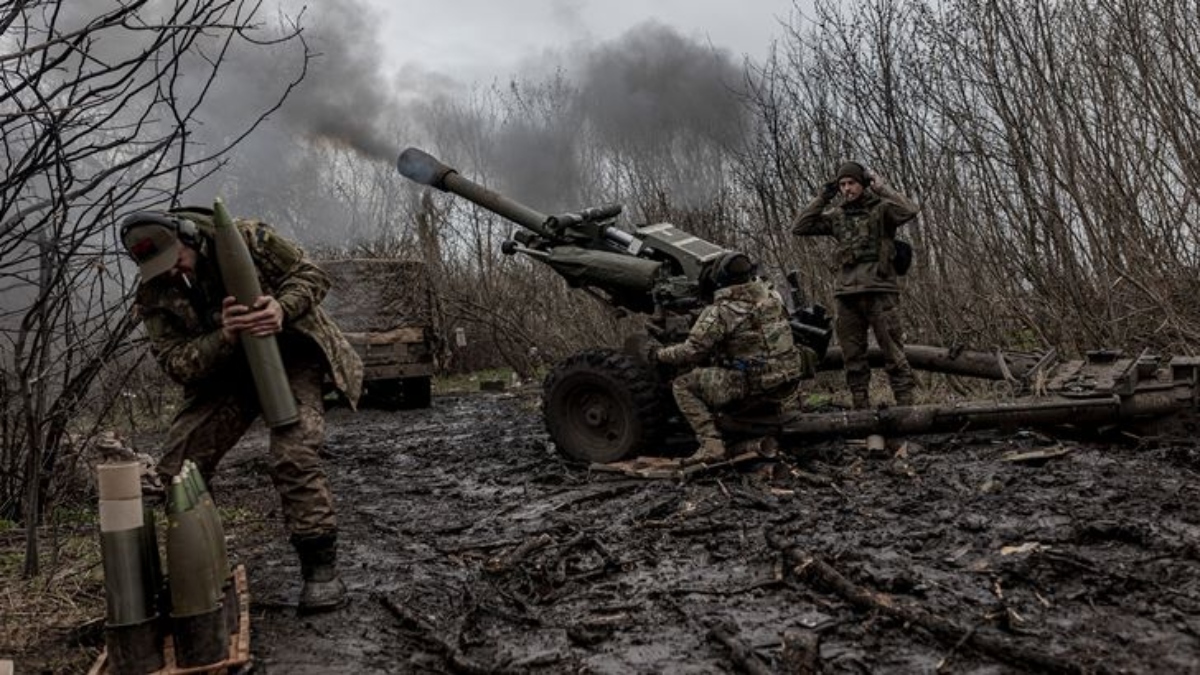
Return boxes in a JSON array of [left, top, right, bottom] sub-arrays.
[[370, 0, 1200, 375]]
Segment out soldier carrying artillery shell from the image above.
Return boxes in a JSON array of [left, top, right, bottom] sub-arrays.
[[120, 205, 363, 614]]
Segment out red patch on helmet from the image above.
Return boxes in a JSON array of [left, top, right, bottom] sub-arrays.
[[130, 238, 158, 260]]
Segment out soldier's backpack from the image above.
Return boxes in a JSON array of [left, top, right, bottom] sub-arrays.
[[893, 239, 913, 276]]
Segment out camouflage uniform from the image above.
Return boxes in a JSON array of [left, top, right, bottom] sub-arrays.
[[656, 279, 811, 445], [792, 180, 919, 407], [136, 216, 362, 538]]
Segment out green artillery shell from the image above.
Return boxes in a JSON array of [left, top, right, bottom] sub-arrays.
[[98, 463, 154, 625], [166, 506, 219, 617], [101, 522, 151, 624], [138, 506, 163, 613], [183, 462, 230, 585], [167, 473, 192, 515], [211, 197, 299, 427]]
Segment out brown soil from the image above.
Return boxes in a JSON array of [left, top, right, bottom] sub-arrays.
[[10, 388, 1200, 673]]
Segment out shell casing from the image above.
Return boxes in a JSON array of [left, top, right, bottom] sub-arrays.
[[97, 463, 165, 673]]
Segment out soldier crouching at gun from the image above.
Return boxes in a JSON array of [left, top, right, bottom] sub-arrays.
[[650, 252, 814, 464]]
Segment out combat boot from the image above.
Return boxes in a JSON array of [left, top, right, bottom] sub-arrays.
[[732, 436, 781, 459], [292, 532, 348, 614], [683, 436, 727, 466]]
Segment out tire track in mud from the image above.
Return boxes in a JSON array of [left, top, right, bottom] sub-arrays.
[[212, 391, 1200, 673]]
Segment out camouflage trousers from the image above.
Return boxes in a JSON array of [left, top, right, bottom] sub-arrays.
[[835, 293, 914, 403], [671, 367, 748, 439], [158, 338, 337, 537]]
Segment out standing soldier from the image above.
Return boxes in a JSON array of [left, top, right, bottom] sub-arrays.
[[792, 161, 920, 408], [654, 252, 811, 464], [120, 206, 363, 613]]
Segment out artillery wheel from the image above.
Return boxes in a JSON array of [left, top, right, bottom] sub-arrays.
[[543, 348, 667, 463]]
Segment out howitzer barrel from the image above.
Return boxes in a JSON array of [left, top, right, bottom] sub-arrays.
[[545, 246, 662, 295], [397, 147, 553, 238]]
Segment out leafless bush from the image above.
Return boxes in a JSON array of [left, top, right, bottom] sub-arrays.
[[0, 0, 309, 575], [738, 0, 1200, 355]]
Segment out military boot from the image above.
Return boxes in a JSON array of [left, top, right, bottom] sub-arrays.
[[292, 532, 348, 614], [683, 436, 727, 466], [732, 436, 781, 459]]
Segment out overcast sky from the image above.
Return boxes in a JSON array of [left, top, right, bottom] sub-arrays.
[[172, 0, 818, 226], [365, 0, 806, 85]]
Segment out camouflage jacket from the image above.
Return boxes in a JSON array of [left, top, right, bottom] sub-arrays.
[[135, 218, 363, 406], [656, 279, 807, 391], [791, 183, 919, 296]]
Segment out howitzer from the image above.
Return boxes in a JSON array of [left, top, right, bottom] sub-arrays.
[[398, 148, 833, 462], [398, 148, 831, 350], [397, 148, 1200, 463]]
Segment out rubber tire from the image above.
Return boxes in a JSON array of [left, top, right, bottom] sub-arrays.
[[542, 348, 667, 463]]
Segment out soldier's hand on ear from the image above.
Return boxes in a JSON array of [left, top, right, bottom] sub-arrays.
[[821, 181, 839, 201]]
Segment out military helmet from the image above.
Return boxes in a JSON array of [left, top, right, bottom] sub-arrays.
[[119, 207, 212, 280], [119, 211, 192, 281], [713, 251, 756, 288]]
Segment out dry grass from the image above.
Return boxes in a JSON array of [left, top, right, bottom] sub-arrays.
[[0, 516, 106, 673]]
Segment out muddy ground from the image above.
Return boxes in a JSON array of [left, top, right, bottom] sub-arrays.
[[15, 385, 1197, 673], [178, 386, 1200, 674]]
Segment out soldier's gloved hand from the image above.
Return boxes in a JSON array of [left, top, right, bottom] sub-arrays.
[[642, 340, 661, 365], [821, 181, 839, 201], [626, 334, 660, 367]]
